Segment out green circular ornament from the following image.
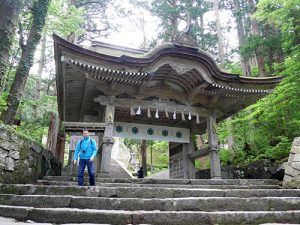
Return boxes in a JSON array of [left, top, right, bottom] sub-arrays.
[[162, 129, 168, 137], [176, 131, 182, 138], [116, 125, 123, 133], [132, 127, 139, 134], [147, 128, 154, 135]]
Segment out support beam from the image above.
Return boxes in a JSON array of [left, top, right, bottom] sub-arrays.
[[100, 97, 115, 174], [63, 121, 105, 131], [95, 132, 104, 173], [141, 139, 147, 177], [207, 110, 221, 179], [78, 74, 89, 121], [94, 95, 209, 117], [188, 146, 210, 160], [182, 135, 196, 179], [187, 83, 209, 101]]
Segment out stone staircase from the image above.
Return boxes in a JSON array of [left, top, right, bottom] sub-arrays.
[[0, 177, 300, 225]]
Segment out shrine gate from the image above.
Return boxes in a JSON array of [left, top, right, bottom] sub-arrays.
[[53, 33, 282, 179]]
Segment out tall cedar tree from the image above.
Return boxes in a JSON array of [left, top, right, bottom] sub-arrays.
[[0, 0, 23, 92], [1, 0, 51, 124]]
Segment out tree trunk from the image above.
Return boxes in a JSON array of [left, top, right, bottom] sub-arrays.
[[248, 0, 267, 77], [264, 25, 275, 74], [0, 0, 50, 124], [0, 0, 23, 93], [33, 31, 47, 117], [227, 116, 235, 150], [214, 0, 236, 149], [139, 14, 147, 49], [141, 139, 147, 177], [47, 112, 59, 155], [232, 0, 252, 77], [170, 0, 178, 41], [213, 0, 225, 64], [56, 131, 66, 164]]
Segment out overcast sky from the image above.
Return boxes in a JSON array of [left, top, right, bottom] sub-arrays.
[[98, 0, 239, 54]]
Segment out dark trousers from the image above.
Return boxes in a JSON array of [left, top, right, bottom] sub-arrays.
[[78, 158, 95, 186]]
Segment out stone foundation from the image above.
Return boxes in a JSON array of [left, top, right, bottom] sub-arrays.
[[196, 160, 285, 180], [0, 125, 61, 184], [283, 137, 300, 188]]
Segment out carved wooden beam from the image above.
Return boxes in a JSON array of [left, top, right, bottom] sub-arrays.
[[94, 95, 210, 117], [78, 73, 89, 121], [63, 122, 105, 131], [187, 82, 210, 101]]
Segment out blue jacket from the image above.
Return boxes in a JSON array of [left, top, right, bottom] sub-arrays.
[[74, 137, 97, 160]]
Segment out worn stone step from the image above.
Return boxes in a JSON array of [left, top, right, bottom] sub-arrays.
[[1, 184, 299, 198], [0, 216, 132, 225], [43, 176, 280, 185], [37, 180, 280, 189], [1, 194, 300, 212], [0, 205, 300, 225]]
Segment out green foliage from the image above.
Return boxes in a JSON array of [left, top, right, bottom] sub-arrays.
[[214, 0, 300, 167], [47, 0, 85, 36], [0, 92, 8, 113], [254, 0, 300, 52], [15, 121, 48, 143], [219, 149, 234, 166], [218, 46, 300, 166], [150, 141, 169, 167]]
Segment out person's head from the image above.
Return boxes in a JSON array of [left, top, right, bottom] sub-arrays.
[[82, 128, 89, 138]]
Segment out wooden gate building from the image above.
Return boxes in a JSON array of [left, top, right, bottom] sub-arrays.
[[53, 34, 282, 179]]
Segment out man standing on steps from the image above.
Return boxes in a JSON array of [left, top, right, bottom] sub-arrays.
[[73, 128, 97, 186]]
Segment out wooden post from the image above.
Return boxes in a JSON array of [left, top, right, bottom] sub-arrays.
[[46, 112, 59, 155], [56, 131, 65, 164], [183, 135, 196, 179], [100, 97, 115, 174], [207, 110, 221, 179], [141, 139, 147, 176], [95, 132, 104, 173]]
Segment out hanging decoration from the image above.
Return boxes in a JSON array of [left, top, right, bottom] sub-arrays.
[[130, 107, 135, 116], [188, 112, 192, 120], [165, 108, 169, 118], [173, 110, 176, 120], [155, 108, 159, 118], [196, 113, 200, 124], [147, 108, 151, 118], [136, 105, 141, 115], [181, 111, 185, 121]]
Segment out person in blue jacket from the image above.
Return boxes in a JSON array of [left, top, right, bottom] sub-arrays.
[[73, 128, 97, 186]]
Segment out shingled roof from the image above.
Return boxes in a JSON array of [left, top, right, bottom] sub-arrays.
[[53, 34, 283, 132]]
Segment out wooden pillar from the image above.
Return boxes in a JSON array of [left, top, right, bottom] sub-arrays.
[[56, 131, 65, 164], [46, 112, 59, 155], [141, 139, 147, 176], [95, 132, 104, 173], [100, 98, 115, 174], [183, 135, 196, 179], [207, 110, 222, 179]]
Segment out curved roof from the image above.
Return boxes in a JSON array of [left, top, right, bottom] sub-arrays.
[[53, 34, 283, 132]]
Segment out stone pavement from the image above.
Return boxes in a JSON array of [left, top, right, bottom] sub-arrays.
[[1, 177, 300, 224]]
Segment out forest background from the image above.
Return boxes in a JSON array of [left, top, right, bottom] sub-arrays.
[[0, 0, 299, 175]]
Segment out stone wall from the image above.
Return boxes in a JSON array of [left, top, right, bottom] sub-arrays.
[[283, 137, 300, 188], [0, 125, 61, 184], [196, 160, 285, 180]]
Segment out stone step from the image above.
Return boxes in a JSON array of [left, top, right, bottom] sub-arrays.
[[1, 194, 300, 212], [43, 176, 281, 185], [1, 184, 299, 198], [0, 205, 300, 225], [0, 216, 125, 225], [37, 180, 281, 189]]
